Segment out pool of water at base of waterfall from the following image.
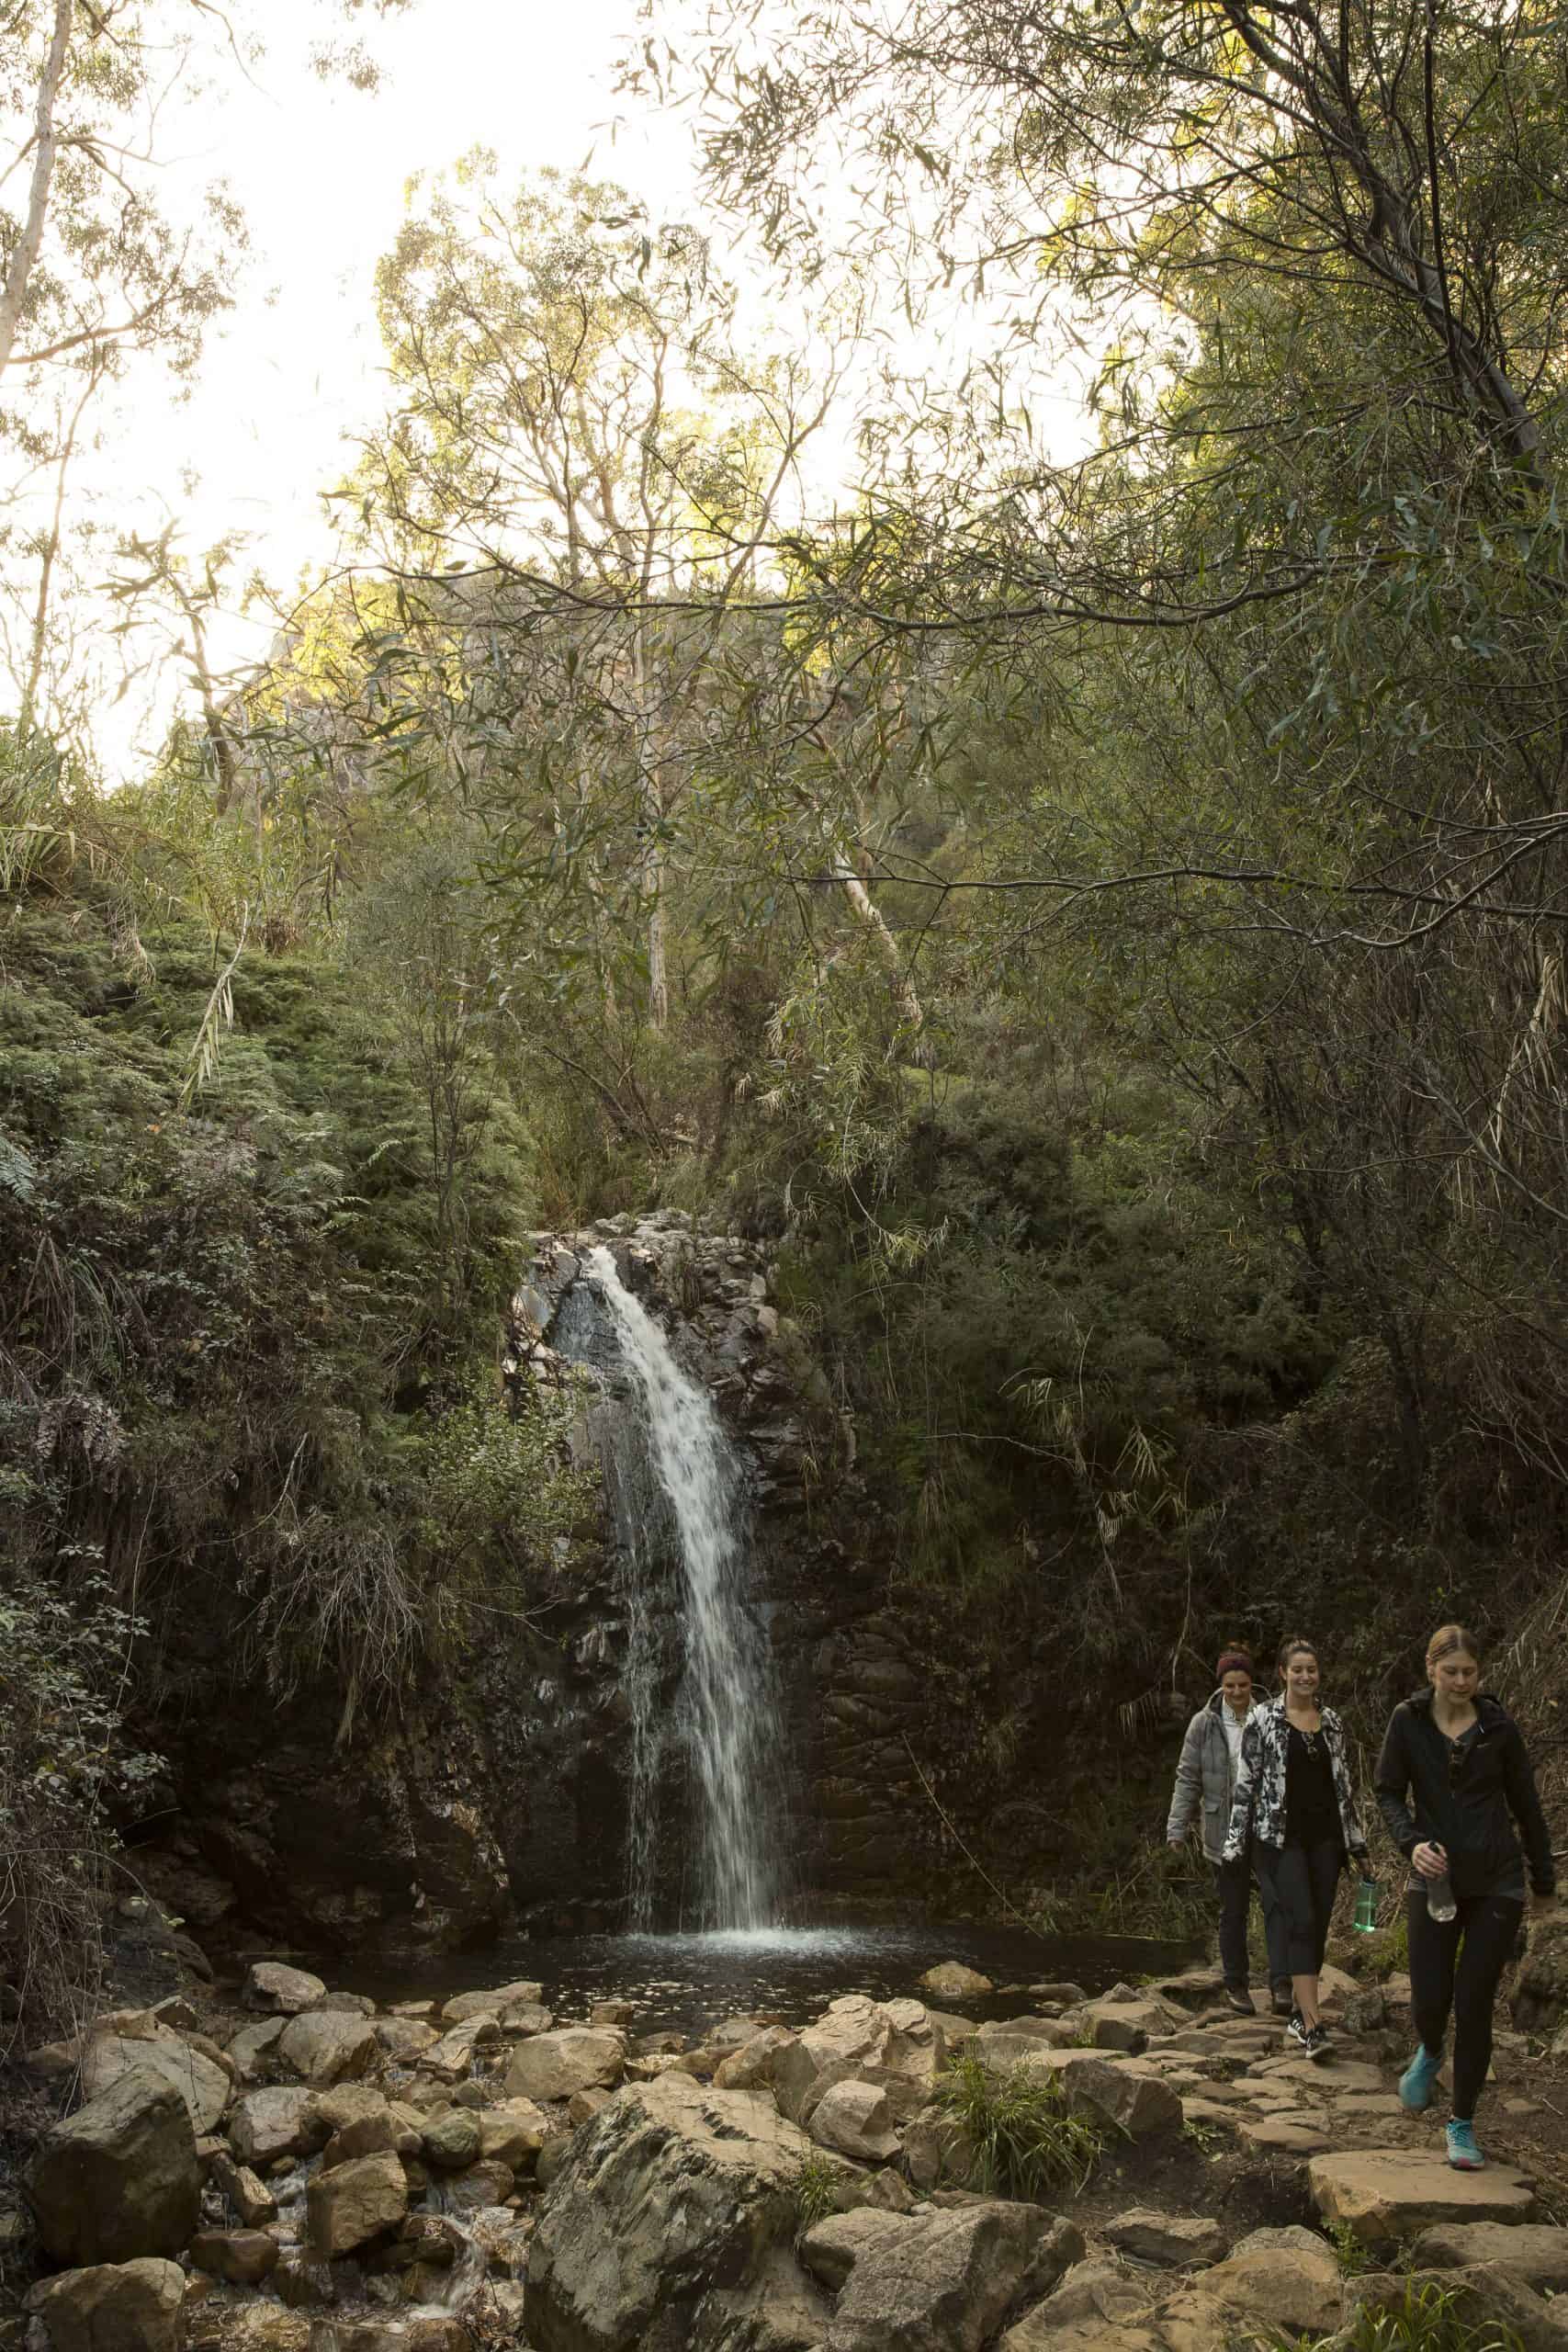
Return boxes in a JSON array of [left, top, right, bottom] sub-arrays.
[[316, 1920, 1207, 2039]]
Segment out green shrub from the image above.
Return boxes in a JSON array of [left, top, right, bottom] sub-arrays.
[[1285, 2281, 1523, 2352], [1326, 2221, 1377, 2278], [0, 1567, 160, 2045], [932, 2051, 1111, 2198], [792, 2153, 842, 2240]]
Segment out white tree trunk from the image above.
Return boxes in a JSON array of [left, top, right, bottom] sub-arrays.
[[0, 0, 75, 382], [831, 855, 922, 1031]]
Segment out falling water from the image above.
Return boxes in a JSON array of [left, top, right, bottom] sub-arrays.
[[585, 1244, 782, 1930]]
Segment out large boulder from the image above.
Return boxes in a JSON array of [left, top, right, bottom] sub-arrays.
[[822, 2202, 1081, 2352], [773, 1996, 941, 2128], [799, 2211, 909, 2294], [1075, 1996, 1184, 2054], [227, 2019, 285, 2084], [809, 2080, 901, 2163], [1105, 2210, 1229, 2268], [1000, 2235, 1344, 2352], [26, 2260, 186, 2352], [971, 2018, 1075, 2067], [189, 2229, 279, 2285], [478, 2098, 551, 2168], [902, 2107, 977, 2192], [374, 2018, 438, 2062], [276, 2009, 377, 2086], [436, 2159, 514, 2214], [1347, 2269, 1568, 2352], [1309, 2152, 1536, 2247], [1020, 2049, 1183, 2142], [525, 2072, 815, 2352], [1006, 2256, 1153, 2334], [419, 2018, 502, 2084], [25, 2077, 200, 2265], [83, 2030, 229, 2134], [693, 2245, 831, 2352], [714, 2024, 797, 2091], [441, 1981, 544, 2025], [421, 2109, 482, 2169], [1156, 2242, 1346, 2343], [1411, 2223, 1568, 2293], [243, 1962, 326, 2015], [307, 2152, 408, 2256], [504, 2028, 626, 2103], [208, 2154, 276, 2227], [227, 2087, 329, 2167]]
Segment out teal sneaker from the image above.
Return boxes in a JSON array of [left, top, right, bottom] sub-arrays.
[[1446, 2120, 1484, 2170], [1399, 2045, 1442, 2111]]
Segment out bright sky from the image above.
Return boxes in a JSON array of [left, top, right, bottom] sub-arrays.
[[34, 0, 1095, 781], [77, 0, 702, 777]]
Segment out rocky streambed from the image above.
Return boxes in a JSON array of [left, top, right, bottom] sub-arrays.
[[13, 1934, 1568, 2352]]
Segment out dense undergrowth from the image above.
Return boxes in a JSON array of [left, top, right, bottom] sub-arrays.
[[0, 765, 589, 2037]]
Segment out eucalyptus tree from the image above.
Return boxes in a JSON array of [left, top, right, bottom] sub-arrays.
[[353, 160, 840, 1029], [0, 0, 414, 768], [616, 0, 1568, 1524]]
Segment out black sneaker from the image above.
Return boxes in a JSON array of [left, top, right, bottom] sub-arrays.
[[1270, 1982, 1295, 2018], [1285, 2010, 1309, 2051], [1303, 2021, 1332, 2061], [1224, 1985, 1257, 2016]]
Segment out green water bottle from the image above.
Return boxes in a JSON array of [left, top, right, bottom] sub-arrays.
[[1353, 1877, 1380, 1933]]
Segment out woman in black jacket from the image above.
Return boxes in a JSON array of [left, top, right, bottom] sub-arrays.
[[1375, 1623, 1557, 2172]]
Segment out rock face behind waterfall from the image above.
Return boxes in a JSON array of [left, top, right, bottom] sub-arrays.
[[128, 1213, 953, 1953], [501, 1216, 914, 1924]]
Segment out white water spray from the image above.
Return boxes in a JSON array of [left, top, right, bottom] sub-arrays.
[[586, 1245, 782, 1930]]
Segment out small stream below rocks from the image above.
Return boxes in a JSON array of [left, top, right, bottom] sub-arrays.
[[327, 1920, 1204, 2039]]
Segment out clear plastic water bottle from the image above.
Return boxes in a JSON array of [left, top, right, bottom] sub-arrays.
[[1353, 1878, 1380, 1933], [1427, 1871, 1458, 1924]]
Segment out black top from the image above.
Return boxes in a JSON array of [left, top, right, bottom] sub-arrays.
[[1374, 1690, 1554, 1900], [1285, 1720, 1340, 1847]]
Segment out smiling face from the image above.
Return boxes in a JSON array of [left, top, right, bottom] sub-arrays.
[[1221, 1668, 1253, 1716], [1430, 1646, 1480, 1706], [1281, 1646, 1320, 1703]]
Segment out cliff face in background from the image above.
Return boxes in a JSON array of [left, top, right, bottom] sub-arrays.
[[134, 1213, 1133, 1962], [131, 1217, 911, 1955]]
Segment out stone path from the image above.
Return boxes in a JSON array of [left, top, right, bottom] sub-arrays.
[[15, 1956, 1568, 2352], [1134, 1961, 1532, 2184], [1016, 1964, 1564, 2352]]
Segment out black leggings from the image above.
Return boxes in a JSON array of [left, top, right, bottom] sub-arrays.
[[1254, 1837, 1341, 1977], [1406, 1888, 1523, 2121]]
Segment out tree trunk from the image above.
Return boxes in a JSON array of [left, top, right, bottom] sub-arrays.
[[0, 0, 76, 383], [19, 356, 100, 736], [633, 624, 670, 1031], [831, 854, 923, 1031]]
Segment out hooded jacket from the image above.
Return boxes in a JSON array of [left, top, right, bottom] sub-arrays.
[[1167, 1690, 1260, 1865], [1374, 1690, 1554, 1900], [1221, 1693, 1367, 1863]]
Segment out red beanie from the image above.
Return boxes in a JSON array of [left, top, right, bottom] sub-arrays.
[[1216, 1648, 1254, 1679]]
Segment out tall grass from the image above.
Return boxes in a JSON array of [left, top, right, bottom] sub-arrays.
[[932, 2052, 1111, 2198]]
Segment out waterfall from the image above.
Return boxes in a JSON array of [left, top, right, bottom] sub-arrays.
[[584, 1244, 783, 1931]]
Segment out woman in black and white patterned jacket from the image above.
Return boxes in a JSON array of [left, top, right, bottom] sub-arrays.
[[1223, 1634, 1370, 2057]]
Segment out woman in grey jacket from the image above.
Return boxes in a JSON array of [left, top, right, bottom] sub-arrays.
[[1167, 1647, 1292, 2016]]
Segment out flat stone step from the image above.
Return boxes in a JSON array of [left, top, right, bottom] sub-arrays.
[[1235, 2113, 1336, 2155], [1253, 2058, 1386, 2095], [1309, 2152, 1536, 2247]]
